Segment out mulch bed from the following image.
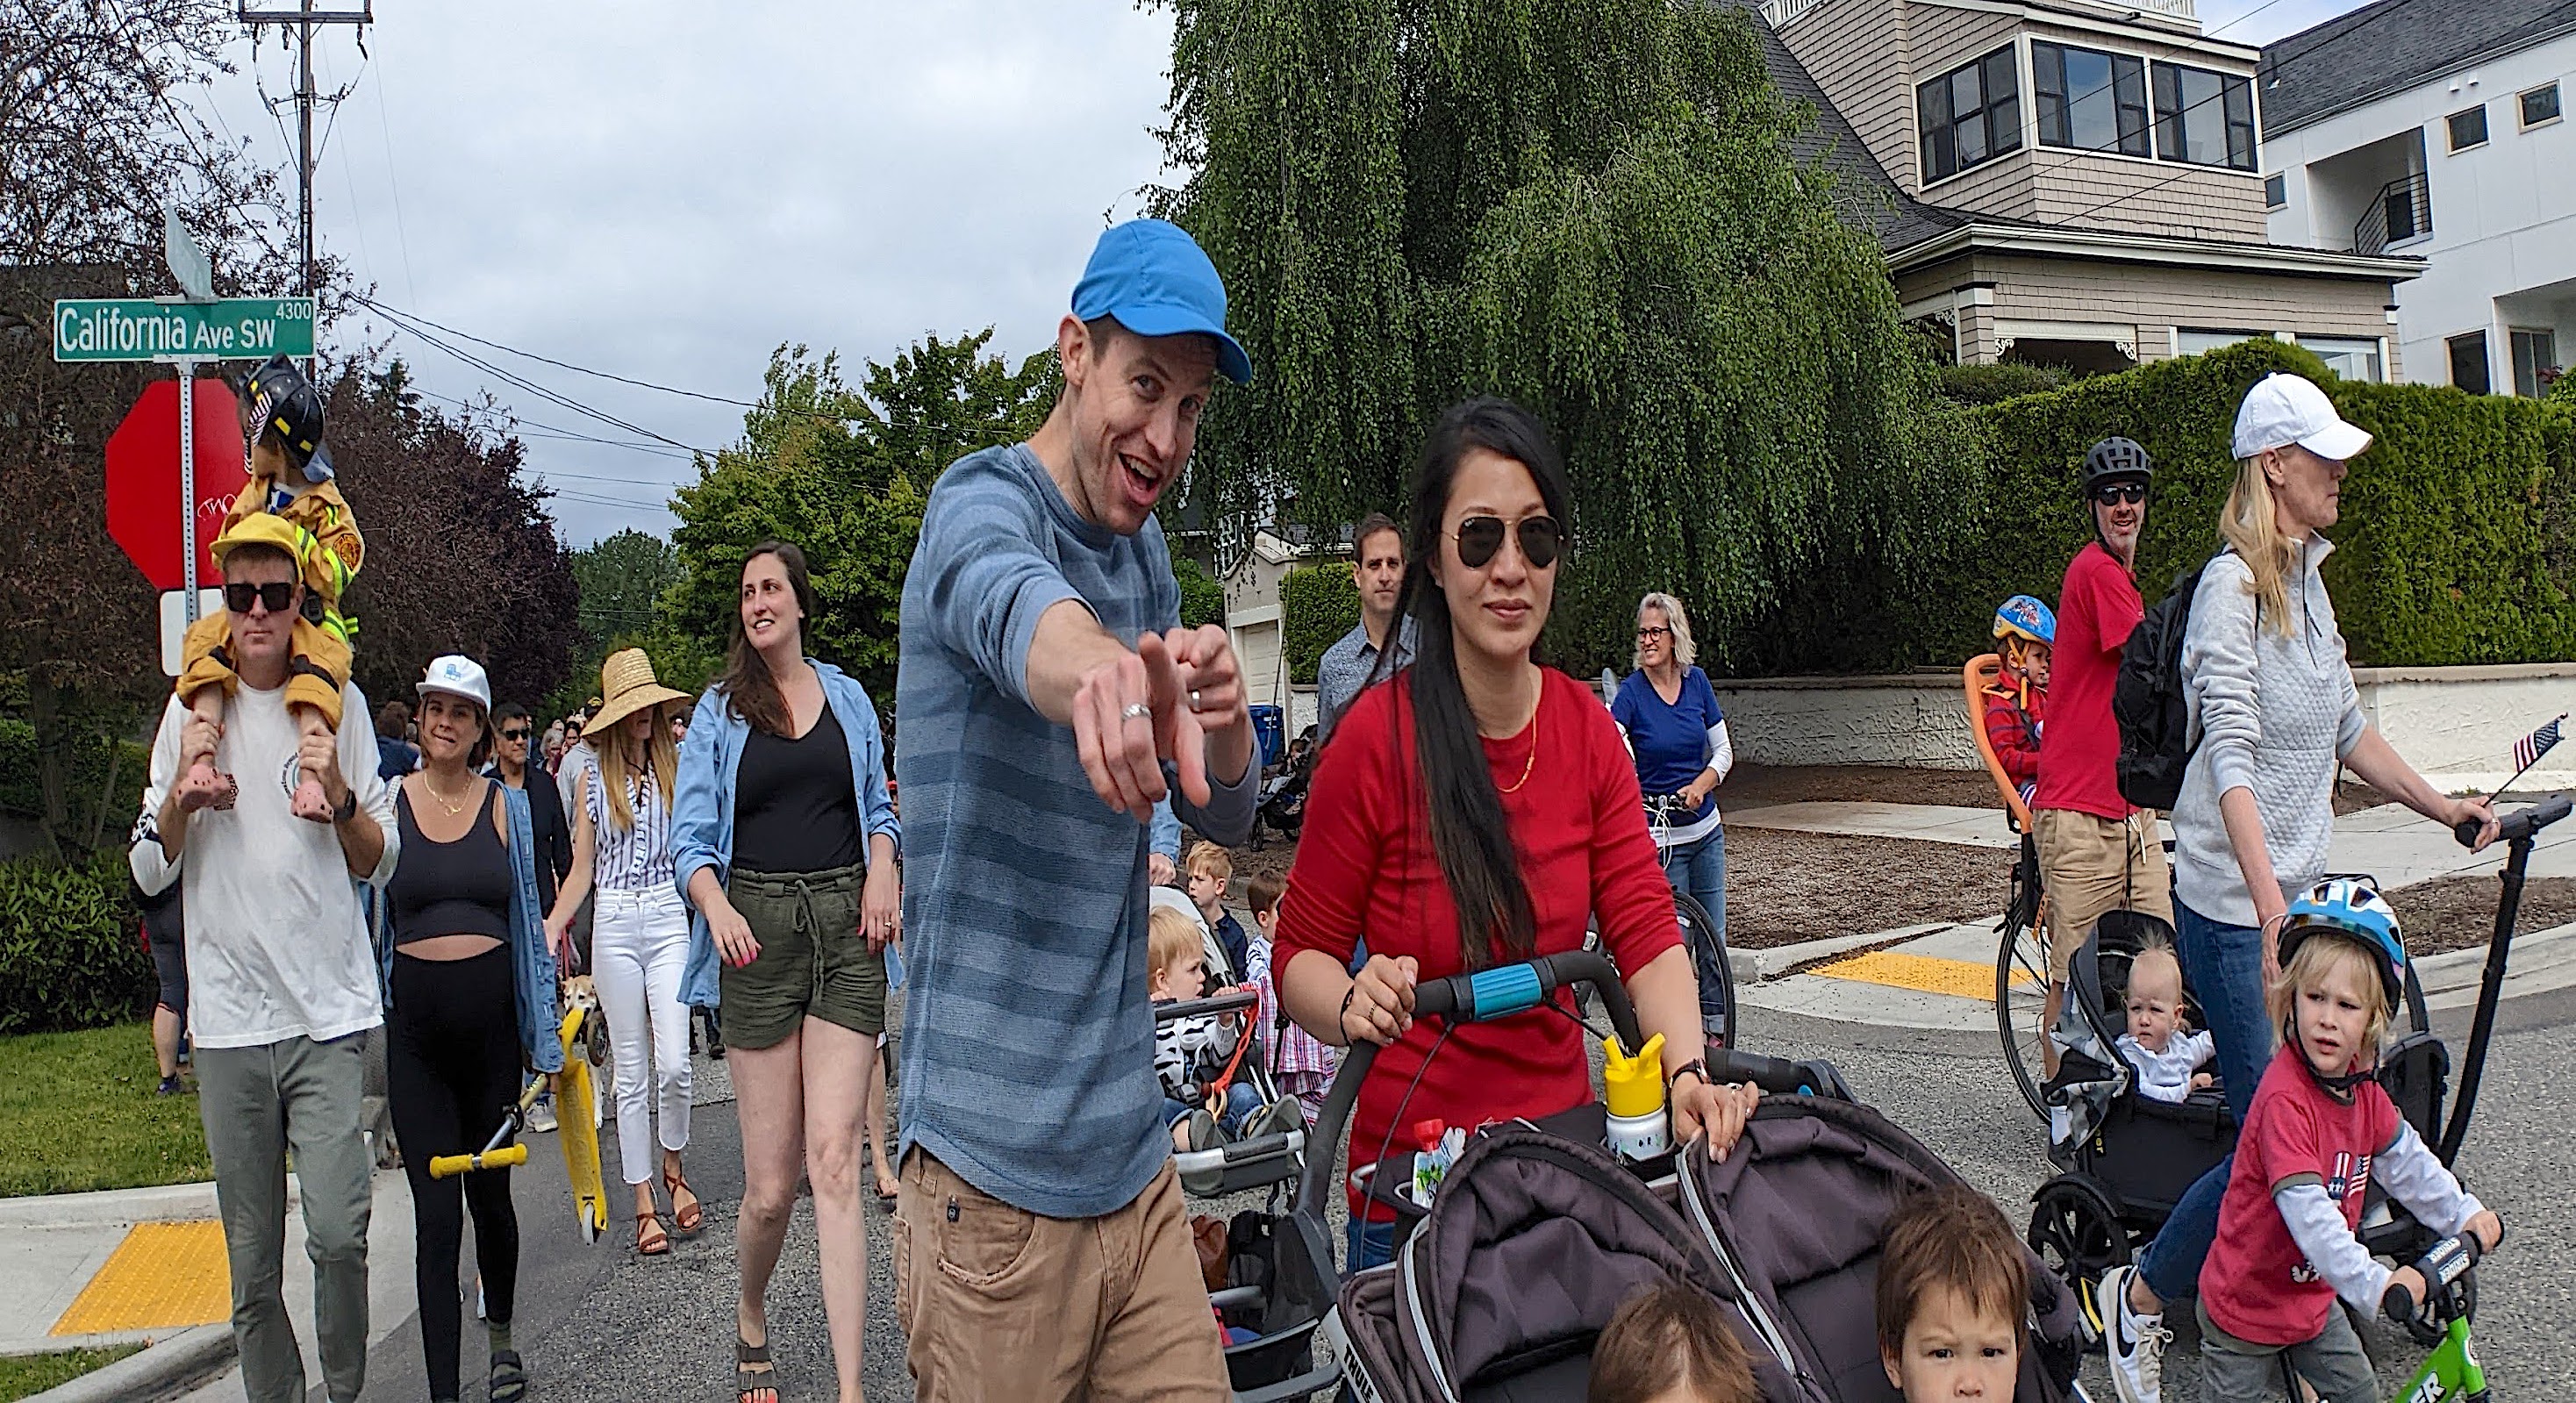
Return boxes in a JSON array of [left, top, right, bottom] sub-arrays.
[[2386, 873, 2576, 956], [1718, 827, 2005, 948], [1724, 764, 2003, 812]]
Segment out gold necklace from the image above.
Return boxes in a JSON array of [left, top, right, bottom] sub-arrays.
[[1494, 677, 1542, 794], [424, 772, 471, 816]]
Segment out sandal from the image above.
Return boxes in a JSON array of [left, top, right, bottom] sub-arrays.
[[665, 1170, 705, 1236], [735, 1335, 777, 1403], [635, 1212, 669, 1256], [489, 1349, 527, 1403]]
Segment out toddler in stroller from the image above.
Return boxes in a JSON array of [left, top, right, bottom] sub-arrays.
[[1304, 951, 2087, 1403], [1151, 907, 1303, 1173]]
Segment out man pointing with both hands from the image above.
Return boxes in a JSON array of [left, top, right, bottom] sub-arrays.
[[891, 219, 1257, 1399]]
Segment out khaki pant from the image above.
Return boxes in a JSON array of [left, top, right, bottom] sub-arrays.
[[2035, 806, 2172, 981], [894, 1150, 1228, 1401]]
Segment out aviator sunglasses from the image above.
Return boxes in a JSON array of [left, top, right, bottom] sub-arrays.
[[1451, 515, 1566, 569], [224, 581, 297, 615], [2093, 482, 2147, 505]]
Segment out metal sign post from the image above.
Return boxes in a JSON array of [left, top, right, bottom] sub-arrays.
[[179, 357, 202, 622]]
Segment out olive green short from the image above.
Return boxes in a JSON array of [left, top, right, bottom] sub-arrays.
[[719, 863, 887, 1049]]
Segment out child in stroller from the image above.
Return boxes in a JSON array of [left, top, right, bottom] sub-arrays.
[[1306, 951, 2086, 1403], [1150, 907, 1302, 1170]]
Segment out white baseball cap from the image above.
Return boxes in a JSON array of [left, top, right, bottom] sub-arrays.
[[2232, 372, 2372, 462], [416, 655, 492, 713]]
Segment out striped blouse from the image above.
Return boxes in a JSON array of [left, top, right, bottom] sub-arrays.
[[583, 766, 676, 893]]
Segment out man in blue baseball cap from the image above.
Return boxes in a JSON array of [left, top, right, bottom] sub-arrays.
[[884, 218, 1258, 1397]]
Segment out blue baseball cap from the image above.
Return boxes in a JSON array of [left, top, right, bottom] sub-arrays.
[[1070, 219, 1253, 384]]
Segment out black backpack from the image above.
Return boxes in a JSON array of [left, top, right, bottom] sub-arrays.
[[2114, 551, 2227, 812]]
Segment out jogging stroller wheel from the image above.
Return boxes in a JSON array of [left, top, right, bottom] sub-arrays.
[[2027, 1176, 2129, 1349]]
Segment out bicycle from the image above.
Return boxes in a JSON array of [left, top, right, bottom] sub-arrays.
[[1644, 790, 1734, 1050], [2378, 1233, 2493, 1403]]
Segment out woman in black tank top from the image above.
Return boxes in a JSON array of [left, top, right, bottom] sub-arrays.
[[386, 659, 560, 1403]]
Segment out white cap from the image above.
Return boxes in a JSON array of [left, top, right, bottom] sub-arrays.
[[416, 655, 492, 713], [2232, 372, 2372, 462]]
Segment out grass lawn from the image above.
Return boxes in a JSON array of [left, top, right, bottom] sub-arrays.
[[0, 1022, 210, 1196], [0, 1344, 142, 1400]]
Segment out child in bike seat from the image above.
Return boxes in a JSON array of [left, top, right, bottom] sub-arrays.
[[2196, 882, 2501, 1403], [1983, 595, 2054, 808], [1877, 1184, 2026, 1403], [1585, 1278, 1757, 1403], [1149, 907, 1295, 1159], [2116, 934, 2215, 1103]]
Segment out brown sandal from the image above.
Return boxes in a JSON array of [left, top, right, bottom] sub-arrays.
[[635, 1211, 669, 1256], [664, 1170, 704, 1236], [735, 1335, 776, 1403]]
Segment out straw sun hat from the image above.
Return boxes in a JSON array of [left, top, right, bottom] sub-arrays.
[[585, 648, 691, 733]]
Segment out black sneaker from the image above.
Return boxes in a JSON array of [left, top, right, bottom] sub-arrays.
[[156, 1076, 182, 1097]]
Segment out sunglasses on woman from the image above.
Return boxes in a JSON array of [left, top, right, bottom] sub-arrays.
[[1450, 514, 1565, 569], [2093, 483, 2147, 505], [223, 581, 297, 615]]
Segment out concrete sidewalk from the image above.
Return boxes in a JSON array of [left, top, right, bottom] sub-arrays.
[[1727, 798, 2576, 1038]]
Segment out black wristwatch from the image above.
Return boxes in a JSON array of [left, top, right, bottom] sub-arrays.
[[332, 784, 358, 823], [1666, 1058, 1710, 1092]]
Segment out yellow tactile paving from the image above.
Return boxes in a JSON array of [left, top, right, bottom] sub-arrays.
[[1810, 949, 2035, 1001], [51, 1220, 231, 1335]]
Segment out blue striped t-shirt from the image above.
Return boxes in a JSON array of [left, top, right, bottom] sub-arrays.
[[896, 443, 1256, 1218]]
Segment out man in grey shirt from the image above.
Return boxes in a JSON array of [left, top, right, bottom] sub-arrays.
[[1314, 511, 1413, 741]]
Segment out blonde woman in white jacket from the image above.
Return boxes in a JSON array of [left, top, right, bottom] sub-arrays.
[[2097, 373, 2499, 1403]]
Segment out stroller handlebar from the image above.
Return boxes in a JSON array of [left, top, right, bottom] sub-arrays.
[[2458, 794, 2571, 848], [1151, 990, 1260, 1024], [1294, 949, 1644, 1219]]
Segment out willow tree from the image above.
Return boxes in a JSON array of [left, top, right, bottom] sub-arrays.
[[1154, 0, 1986, 674]]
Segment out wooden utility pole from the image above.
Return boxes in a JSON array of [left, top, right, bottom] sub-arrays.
[[238, 2, 372, 370]]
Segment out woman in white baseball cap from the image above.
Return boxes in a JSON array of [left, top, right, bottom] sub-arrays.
[[381, 655, 562, 1403], [2095, 376, 2501, 1399]]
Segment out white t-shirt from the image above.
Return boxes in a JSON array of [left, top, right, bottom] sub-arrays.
[[2115, 1029, 2216, 1104], [130, 680, 397, 1049], [555, 741, 597, 821]]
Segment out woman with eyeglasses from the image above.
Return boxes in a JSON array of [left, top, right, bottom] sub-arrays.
[[1275, 398, 1758, 1271], [1613, 592, 1733, 1043]]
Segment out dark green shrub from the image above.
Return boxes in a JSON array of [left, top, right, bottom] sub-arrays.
[[1938, 361, 2070, 405], [1174, 556, 1227, 629], [0, 719, 152, 844], [1281, 564, 1359, 685], [1919, 340, 2576, 669], [0, 851, 150, 1034]]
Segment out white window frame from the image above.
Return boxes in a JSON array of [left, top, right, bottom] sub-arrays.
[[2447, 104, 2490, 153], [2299, 335, 2387, 383]]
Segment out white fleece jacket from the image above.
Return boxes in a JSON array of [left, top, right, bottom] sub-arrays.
[[2172, 540, 2366, 927]]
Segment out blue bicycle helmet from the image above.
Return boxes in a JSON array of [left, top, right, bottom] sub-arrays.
[[1993, 595, 2057, 648], [2279, 877, 2407, 1015]]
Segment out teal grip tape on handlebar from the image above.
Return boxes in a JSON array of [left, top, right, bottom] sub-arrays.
[[1467, 963, 1544, 1021]]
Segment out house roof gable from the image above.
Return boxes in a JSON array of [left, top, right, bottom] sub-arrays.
[[2258, 0, 2576, 138]]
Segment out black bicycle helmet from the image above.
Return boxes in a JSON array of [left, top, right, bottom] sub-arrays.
[[245, 354, 334, 483], [2080, 436, 2152, 496]]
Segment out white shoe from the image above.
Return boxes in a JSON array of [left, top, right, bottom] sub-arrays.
[[526, 1097, 558, 1134], [2098, 1265, 2169, 1403]]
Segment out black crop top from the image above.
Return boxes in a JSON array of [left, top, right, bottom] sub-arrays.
[[389, 784, 512, 945]]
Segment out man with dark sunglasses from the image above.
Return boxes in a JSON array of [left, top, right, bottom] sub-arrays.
[[2030, 437, 2173, 1058], [131, 515, 397, 1403]]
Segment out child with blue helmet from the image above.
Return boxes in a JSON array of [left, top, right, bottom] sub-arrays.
[[1983, 595, 2055, 805], [2194, 879, 2501, 1402]]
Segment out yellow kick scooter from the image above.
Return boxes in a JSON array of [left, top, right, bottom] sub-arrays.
[[428, 991, 611, 1243]]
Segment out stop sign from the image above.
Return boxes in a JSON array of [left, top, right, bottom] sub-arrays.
[[106, 378, 248, 592]]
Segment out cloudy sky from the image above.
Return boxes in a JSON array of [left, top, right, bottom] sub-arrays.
[[192, 0, 2371, 546]]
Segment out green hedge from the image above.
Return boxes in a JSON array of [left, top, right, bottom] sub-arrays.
[[1905, 340, 2576, 669], [0, 851, 150, 1034], [1281, 564, 1360, 685], [1174, 556, 1227, 630], [0, 719, 152, 840]]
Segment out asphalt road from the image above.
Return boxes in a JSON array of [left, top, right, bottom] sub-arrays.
[[336, 982, 2576, 1402]]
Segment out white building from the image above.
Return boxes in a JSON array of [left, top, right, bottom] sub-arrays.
[[2261, 1, 2575, 395], [1220, 525, 1349, 734]]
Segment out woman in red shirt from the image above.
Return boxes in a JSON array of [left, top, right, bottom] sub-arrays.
[[1276, 398, 1757, 1270]]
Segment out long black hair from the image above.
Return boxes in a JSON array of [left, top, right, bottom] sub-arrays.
[[1365, 397, 1573, 971]]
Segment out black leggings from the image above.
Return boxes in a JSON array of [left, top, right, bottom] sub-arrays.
[[389, 946, 523, 1400]]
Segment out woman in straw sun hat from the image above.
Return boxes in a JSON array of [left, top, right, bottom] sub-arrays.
[[543, 648, 700, 1258]]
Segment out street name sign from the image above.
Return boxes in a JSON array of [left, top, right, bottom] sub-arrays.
[[53, 297, 317, 362]]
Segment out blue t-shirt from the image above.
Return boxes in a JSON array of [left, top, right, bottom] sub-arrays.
[[894, 442, 1256, 1219], [1612, 667, 1724, 826]]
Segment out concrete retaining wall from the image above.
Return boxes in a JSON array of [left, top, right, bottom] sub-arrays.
[[1712, 662, 2576, 789]]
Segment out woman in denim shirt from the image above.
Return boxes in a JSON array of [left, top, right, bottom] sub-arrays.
[[671, 542, 899, 1403], [378, 656, 561, 1403]]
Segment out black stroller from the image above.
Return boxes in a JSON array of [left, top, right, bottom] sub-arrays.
[[2027, 795, 2569, 1349], [1286, 951, 2087, 1401]]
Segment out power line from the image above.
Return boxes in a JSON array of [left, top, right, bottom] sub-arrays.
[[354, 295, 767, 408], [358, 299, 717, 454]]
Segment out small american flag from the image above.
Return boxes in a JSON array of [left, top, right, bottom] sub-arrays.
[[2515, 715, 2565, 774]]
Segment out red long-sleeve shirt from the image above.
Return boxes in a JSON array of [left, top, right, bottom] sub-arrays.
[[1277, 668, 1682, 1213], [1983, 682, 2045, 788]]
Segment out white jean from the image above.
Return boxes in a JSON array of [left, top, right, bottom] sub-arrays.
[[592, 884, 692, 1185]]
